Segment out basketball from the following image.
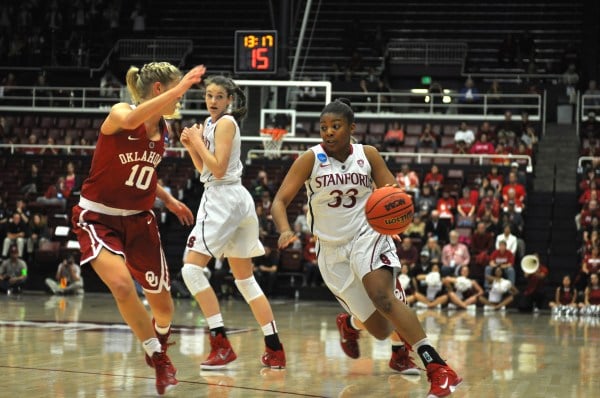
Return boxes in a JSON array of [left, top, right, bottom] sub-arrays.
[[365, 187, 414, 235]]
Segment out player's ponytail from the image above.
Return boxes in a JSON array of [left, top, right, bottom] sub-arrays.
[[125, 62, 182, 105], [125, 66, 143, 105], [231, 84, 248, 123], [321, 97, 354, 124]]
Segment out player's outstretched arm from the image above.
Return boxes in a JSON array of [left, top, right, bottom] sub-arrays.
[[156, 184, 194, 226], [272, 151, 314, 249]]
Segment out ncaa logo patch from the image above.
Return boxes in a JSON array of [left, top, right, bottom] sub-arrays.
[[317, 153, 328, 163]]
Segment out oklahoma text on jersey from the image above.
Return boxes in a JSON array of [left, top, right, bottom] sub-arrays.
[[118, 150, 162, 166]]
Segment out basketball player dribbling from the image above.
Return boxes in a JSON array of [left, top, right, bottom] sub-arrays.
[[71, 62, 206, 394], [178, 76, 285, 370], [271, 98, 462, 397]]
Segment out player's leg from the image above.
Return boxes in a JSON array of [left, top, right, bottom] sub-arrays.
[[92, 249, 154, 341], [363, 268, 462, 397], [182, 250, 237, 370], [91, 248, 177, 394], [144, 287, 175, 348], [229, 257, 285, 369], [336, 309, 419, 375]]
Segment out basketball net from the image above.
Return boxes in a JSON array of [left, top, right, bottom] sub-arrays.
[[260, 128, 286, 158]]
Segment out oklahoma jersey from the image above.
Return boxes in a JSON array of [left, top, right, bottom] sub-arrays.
[[199, 115, 243, 186], [79, 118, 166, 211], [306, 144, 373, 243]]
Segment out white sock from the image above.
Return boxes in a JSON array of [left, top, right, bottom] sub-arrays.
[[155, 322, 171, 335], [261, 321, 278, 336], [350, 316, 361, 331], [143, 337, 162, 356], [412, 337, 432, 352], [206, 313, 224, 329]]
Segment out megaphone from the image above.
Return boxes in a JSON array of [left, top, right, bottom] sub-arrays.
[[521, 255, 539, 274]]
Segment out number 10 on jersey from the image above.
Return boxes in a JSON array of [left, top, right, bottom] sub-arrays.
[[234, 30, 277, 74]]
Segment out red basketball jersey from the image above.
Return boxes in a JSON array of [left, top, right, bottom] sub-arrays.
[[80, 120, 167, 211]]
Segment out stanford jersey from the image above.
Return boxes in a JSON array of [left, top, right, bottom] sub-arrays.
[[79, 119, 166, 211], [306, 144, 373, 243], [199, 115, 243, 186]]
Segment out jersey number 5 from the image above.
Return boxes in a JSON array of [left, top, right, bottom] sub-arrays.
[[125, 164, 154, 190]]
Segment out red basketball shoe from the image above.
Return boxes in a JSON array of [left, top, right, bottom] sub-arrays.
[[426, 363, 463, 398], [336, 313, 360, 359], [145, 319, 175, 369], [261, 345, 286, 369], [151, 351, 178, 395], [389, 349, 420, 375], [201, 334, 237, 370]]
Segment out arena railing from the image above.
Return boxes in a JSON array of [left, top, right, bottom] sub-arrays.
[[577, 156, 599, 173], [577, 93, 600, 136], [0, 79, 542, 166], [293, 91, 543, 122], [243, 140, 533, 173], [0, 142, 533, 174], [0, 85, 540, 117]]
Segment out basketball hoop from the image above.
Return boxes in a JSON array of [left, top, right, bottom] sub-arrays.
[[260, 128, 286, 158]]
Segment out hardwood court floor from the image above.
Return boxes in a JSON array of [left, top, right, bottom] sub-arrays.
[[0, 292, 598, 397]]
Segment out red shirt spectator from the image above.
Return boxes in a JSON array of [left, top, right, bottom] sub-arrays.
[[578, 184, 600, 205], [582, 246, 600, 275], [477, 194, 501, 219], [501, 172, 526, 203], [579, 200, 600, 230], [489, 244, 515, 268], [487, 166, 504, 192], [579, 169, 600, 192], [436, 191, 456, 222], [502, 189, 525, 213], [423, 164, 444, 193], [383, 121, 405, 148], [469, 133, 495, 155], [395, 164, 420, 197], [457, 194, 476, 218]]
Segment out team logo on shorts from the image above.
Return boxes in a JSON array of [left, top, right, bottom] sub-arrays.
[[145, 271, 159, 287], [394, 277, 408, 304]]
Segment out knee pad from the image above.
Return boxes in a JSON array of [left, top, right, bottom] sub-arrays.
[[181, 263, 211, 296], [235, 276, 264, 302]]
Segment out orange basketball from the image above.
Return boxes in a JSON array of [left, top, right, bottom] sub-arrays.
[[365, 187, 414, 235]]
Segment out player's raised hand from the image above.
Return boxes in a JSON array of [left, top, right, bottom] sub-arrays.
[[177, 65, 206, 93]]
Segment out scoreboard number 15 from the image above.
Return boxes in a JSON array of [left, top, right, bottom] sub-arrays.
[[234, 30, 277, 74]]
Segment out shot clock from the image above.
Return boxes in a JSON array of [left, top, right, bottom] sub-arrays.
[[234, 30, 277, 74]]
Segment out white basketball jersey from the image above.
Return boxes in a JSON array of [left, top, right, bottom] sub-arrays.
[[305, 144, 373, 243], [199, 115, 243, 186]]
